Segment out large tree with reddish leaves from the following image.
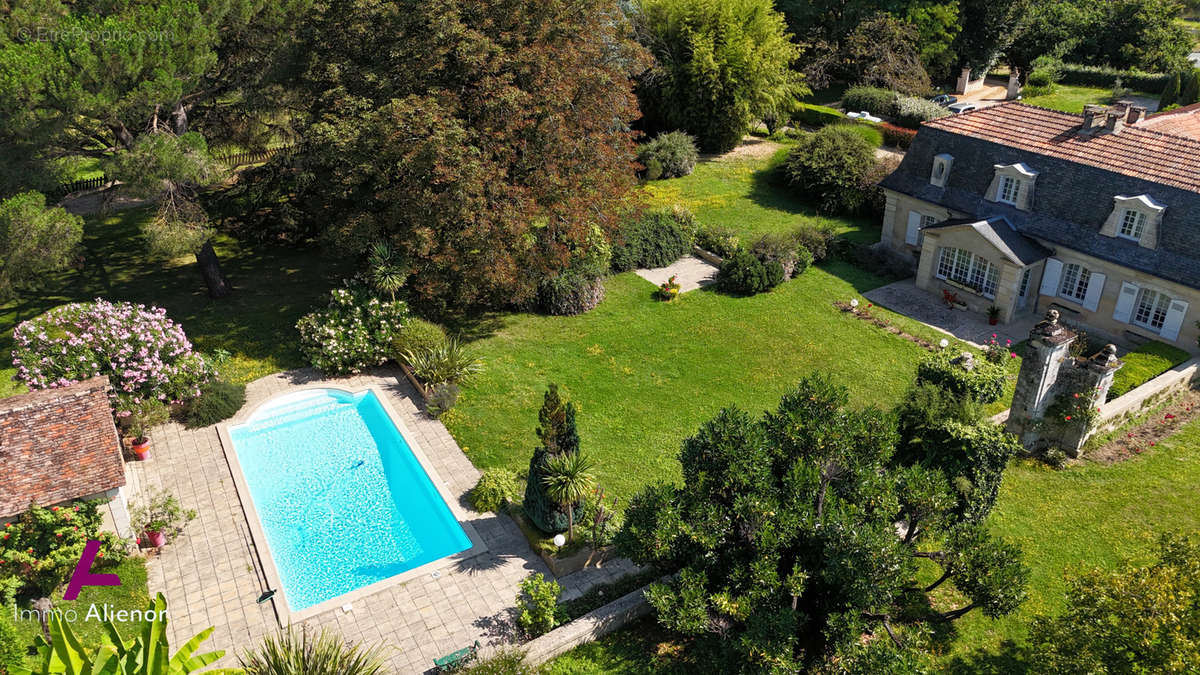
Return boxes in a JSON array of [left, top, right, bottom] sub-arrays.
[[266, 0, 648, 313]]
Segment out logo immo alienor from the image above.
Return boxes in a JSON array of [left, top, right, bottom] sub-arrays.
[[63, 539, 121, 600]]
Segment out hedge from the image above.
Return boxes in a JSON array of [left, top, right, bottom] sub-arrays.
[[842, 86, 896, 117], [893, 96, 949, 129], [1057, 63, 1168, 92], [1107, 340, 1191, 400], [792, 103, 843, 128], [881, 123, 917, 148]]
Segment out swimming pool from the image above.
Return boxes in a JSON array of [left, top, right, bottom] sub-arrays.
[[227, 388, 472, 613]]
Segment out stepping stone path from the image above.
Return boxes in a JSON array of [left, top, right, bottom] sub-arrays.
[[635, 255, 719, 293]]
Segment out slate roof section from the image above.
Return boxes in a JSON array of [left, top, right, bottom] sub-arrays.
[[1137, 102, 1200, 141], [0, 377, 125, 517], [880, 104, 1200, 291], [923, 103, 1200, 193], [924, 217, 1051, 266]]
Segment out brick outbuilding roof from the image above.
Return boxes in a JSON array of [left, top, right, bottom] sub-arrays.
[[1137, 102, 1200, 141], [0, 377, 125, 517], [924, 103, 1200, 193]]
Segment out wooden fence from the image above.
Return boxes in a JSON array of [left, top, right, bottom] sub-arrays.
[[54, 145, 296, 196]]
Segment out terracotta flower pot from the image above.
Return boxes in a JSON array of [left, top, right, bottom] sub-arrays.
[[143, 530, 167, 548], [131, 439, 151, 461], [988, 317, 999, 325]]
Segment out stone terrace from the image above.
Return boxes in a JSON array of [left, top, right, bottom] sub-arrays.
[[125, 367, 637, 673]]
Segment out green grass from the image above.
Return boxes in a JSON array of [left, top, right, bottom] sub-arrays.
[[10, 557, 150, 666], [642, 147, 880, 244], [943, 415, 1200, 670], [0, 207, 353, 396], [444, 268, 984, 502], [1107, 340, 1192, 400], [545, 415, 1200, 673], [1022, 84, 1158, 113]]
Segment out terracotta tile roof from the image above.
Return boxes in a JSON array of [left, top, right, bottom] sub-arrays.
[[1137, 102, 1200, 141], [924, 102, 1200, 193], [0, 377, 125, 517]]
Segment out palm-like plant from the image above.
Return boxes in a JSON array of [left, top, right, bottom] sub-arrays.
[[239, 626, 386, 675], [366, 241, 407, 302], [401, 337, 483, 386], [541, 451, 596, 542]]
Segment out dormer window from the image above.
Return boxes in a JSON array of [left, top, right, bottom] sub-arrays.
[[930, 153, 954, 187], [998, 176, 1019, 205], [1101, 194, 1164, 249], [985, 163, 1037, 210], [1118, 208, 1147, 241]]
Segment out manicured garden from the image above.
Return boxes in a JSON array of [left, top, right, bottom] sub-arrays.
[[546, 412, 1200, 672], [1021, 84, 1158, 113]]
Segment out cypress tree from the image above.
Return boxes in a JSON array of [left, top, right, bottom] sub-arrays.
[[523, 384, 579, 533], [1180, 69, 1200, 106], [1159, 71, 1180, 109]]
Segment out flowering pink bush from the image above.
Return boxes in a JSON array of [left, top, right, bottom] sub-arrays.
[[11, 299, 210, 414]]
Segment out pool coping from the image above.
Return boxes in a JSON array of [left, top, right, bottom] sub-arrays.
[[216, 384, 488, 624]]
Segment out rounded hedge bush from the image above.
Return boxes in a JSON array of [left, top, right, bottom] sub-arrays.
[[391, 317, 448, 363], [180, 380, 246, 429], [470, 468, 522, 513], [695, 224, 742, 259], [842, 86, 896, 116], [718, 249, 784, 295], [784, 126, 876, 215], [537, 272, 606, 316], [610, 206, 695, 272], [637, 131, 699, 179], [916, 349, 1006, 404], [893, 96, 950, 129], [297, 284, 409, 375]]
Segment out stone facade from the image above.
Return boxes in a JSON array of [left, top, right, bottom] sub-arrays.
[[1006, 311, 1122, 455], [877, 103, 1200, 353]]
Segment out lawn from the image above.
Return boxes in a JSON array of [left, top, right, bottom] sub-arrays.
[[0, 207, 353, 397], [641, 146, 881, 245], [445, 266, 986, 502], [546, 413, 1200, 673], [10, 557, 150, 667], [1022, 84, 1158, 113]]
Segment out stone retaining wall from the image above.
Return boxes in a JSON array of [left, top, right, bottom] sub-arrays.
[[1095, 356, 1200, 431], [520, 582, 654, 666]]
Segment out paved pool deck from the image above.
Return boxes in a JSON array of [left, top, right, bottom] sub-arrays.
[[125, 367, 637, 673]]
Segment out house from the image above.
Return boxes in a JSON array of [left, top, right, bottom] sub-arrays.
[[0, 376, 132, 537], [877, 101, 1200, 350]]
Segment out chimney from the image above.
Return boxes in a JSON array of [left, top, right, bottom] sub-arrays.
[[1105, 110, 1124, 134], [1126, 105, 1147, 124], [1080, 104, 1107, 133]]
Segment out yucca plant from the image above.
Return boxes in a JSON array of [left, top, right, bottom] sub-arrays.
[[542, 451, 597, 542], [401, 337, 483, 386], [366, 241, 407, 302], [239, 627, 386, 675]]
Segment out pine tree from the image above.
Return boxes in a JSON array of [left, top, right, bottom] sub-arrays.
[[523, 385, 579, 533], [1159, 71, 1180, 109]]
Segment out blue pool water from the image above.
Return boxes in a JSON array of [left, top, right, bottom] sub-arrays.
[[229, 389, 471, 611]]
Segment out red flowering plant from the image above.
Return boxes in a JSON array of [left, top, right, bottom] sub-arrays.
[[655, 275, 681, 301], [1044, 385, 1102, 432], [0, 501, 126, 605], [982, 335, 1015, 365]]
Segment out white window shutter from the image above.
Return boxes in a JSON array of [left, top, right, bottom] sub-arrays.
[[1082, 272, 1105, 311], [1039, 258, 1063, 297], [1112, 281, 1139, 324], [905, 212, 922, 245], [1160, 299, 1189, 341]]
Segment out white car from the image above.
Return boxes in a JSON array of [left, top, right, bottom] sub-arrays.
[[947, 102, 979, 114]]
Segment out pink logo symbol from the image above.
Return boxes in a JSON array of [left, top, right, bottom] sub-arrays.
[[63, 540, 120, 600]]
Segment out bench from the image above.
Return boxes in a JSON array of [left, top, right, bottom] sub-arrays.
[[433, 640, 479, 672]]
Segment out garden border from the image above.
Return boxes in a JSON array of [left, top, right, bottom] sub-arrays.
[[517, 580, 656, 666], [1095, 357, 1200, 432]]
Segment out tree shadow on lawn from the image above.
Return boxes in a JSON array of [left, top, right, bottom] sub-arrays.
[[0, 206, 352, 382], [942, 641, 1032, 674]]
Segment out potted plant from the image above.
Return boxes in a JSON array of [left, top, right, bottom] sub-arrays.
[[124, 400, 169, 461], [129, 488, 196, 548], [655, 275, 681, 301], [987, 305, 1002, 325]]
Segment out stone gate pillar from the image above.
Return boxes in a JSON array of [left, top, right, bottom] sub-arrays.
[[1006, 310, 1077, 446], [1007, 69, 1021, 99], [1006, 310, 1123, 456]]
